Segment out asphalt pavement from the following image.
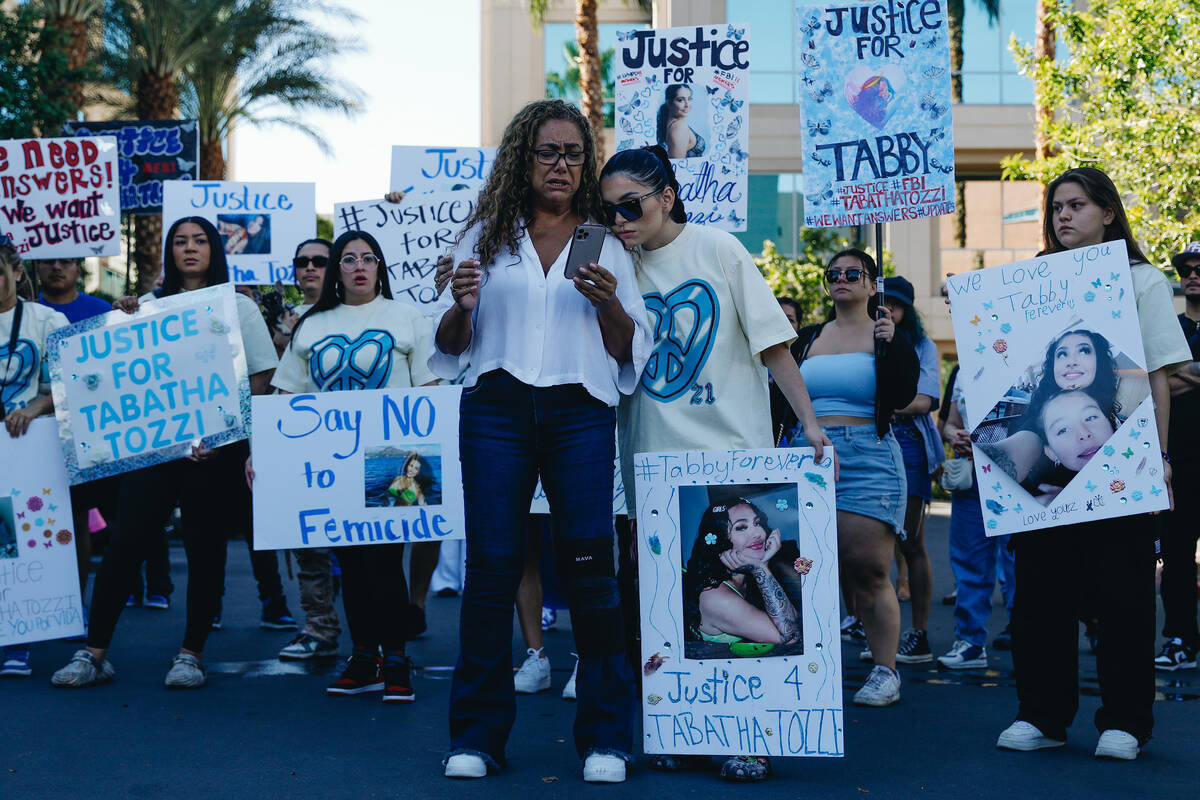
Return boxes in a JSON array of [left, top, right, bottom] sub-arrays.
[[2, 504, 1197, 799]]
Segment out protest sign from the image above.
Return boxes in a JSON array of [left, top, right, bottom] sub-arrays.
[[0, 136, 120, 259], [62, 120, 199, 215], [615, 23, 750, 231], [0, 417, 85, 646], [250, 386, 465, 550], [332, 191, 474, 315], [47, 283, 250, 484], [633, 446, 843, 757], [796, 2, 955, 227], [946, 241, 1167, 535], [389, 146, 496, 195], [530, 455, 626, 517], [162, 181, 316, 285]]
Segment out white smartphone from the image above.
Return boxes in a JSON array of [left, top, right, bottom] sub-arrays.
[[564, 223, 608, 280]]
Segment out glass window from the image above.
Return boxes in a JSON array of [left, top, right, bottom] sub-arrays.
[[726, 0, 795, 104], [961, 0, 1038, 105]]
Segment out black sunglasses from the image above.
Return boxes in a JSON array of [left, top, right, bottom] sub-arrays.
[[825, 268, 866, 284], [1177, 263, 1200, 279], [601, 188, 664, 226], [0, 232, 12, 247], [293, 255, 329, 270]]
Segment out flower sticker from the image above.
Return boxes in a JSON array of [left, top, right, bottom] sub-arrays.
[[704, 533, 717, 546], [1110, 479, 1126, 493], [775, 498, 789, 511], [794, 556, 813, 575]]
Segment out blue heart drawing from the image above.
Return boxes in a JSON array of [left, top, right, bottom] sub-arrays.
[[640, 279, 719, 402], [310, 329, 395, 391], [0, 338, 37, 412]]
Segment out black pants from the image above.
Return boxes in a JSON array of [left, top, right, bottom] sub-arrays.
[[88, 444, 248, 653], [1160, 458, 1200, 648], [1011, 515, 1157, 743], [338, 544, 409, 652], [214, 450, 284, 604]]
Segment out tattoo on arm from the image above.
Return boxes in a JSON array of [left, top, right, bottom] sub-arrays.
[[751, 566, 801, 644], [978, 442, 1019, 481]]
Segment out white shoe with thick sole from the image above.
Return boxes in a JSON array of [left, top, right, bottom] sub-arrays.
[[583, 754, 626, 783], [1094, 729, 1139, 761], [513, 647, 551, 694], [444, 754, 488, 779], [996, 721, 1066, 751]]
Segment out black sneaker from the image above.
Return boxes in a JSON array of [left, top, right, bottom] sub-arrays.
[[261, 597, 298, 631], [1154, 638, 1198, 671], [406, 604, 427, 641], [327, 653, 383, 695], [895, 629, 933, 664], [993, 624, 1013, 651], [382, 657, 416, 703], [841, 618, 867, 645]]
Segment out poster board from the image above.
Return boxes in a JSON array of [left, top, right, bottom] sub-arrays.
[[162, 181, 316, 285], [615, 23, 750, 231], [250, 387, 465, 550], [0, 417, 85, 646], [47, 283, 250, 484], [0, 136, 120, 258], [62, 120, 199, 215], [796, 2, 955, 227], [634, 447, 843, 757], [389, 146, 496, 195], [946, 242, 1168, 534]]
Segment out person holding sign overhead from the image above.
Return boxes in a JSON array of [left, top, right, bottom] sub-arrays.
[[50, 216, 278, 690], [433, 99, 651, 784], [995, 168, 1190, 761]]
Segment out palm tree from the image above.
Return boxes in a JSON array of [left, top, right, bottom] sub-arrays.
[[545, 40, 615, 128], [947, 0, 1000, 248], [37, 0, 103, 110], [180, 0, 363, 180], [1032, 0, 1055, 242]]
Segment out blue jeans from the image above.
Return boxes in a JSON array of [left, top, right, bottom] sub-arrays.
[[949, 484, 1015, 647], [448, 370, 635, 768]]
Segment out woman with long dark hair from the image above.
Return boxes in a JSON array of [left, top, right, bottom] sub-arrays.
[[656, 85, 705, 159]]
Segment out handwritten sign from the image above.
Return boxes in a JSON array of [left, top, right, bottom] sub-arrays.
[[797, 2, 955, 227], [332, 191, 474, 316], [947, 242, 1167, 534], [633, 447, 843, 757], [0, 418, 85, 646], [250, 387, 465, 550], [389, 146, 496, 195], [47, 284, 250, 484], [0, 136, 120, 258], [62, 120, 199, 215], [615, 24, 750, 231], [162, 181, 316, 285]]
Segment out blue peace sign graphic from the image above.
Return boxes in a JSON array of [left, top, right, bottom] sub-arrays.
[[310, 329, 395, 391], [640, 279, 719, 402], [0, 338, 37, 412]]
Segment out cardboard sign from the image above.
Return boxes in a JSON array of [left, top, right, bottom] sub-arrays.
[[0, 136, 120, 258], [633, 447, 843, 757], [796, 2, 955, 227], [0, 417, 85, 646], [62, 120, 199, 215], [615, 23, 751, 231], [250, 387, 465, 550], [162, 181, 316, 285], [389, 146, 496, 195], [47, 284, 250, 484], [332, 191, 475, 315], [946, 242, 1168, 534]]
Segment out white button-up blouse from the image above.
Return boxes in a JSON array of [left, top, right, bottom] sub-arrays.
[[429, 221, 651, 407]]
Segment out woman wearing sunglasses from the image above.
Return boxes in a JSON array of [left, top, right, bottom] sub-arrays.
[[597, 146, 828, 782], [780, 249, 918, 708]]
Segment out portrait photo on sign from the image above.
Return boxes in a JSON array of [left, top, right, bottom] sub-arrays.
[[217, 213, 272, 255], [653, 83, 711, 160], [679, 482, 806, 660], [0, 497, 16, 559], [363, 444, 442, 508], [970, 319, 1149, 508]]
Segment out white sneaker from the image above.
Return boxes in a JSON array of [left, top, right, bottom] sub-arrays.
[[859, 645, 874, 662], [583, 753, 626, 783], [852, 665, 900, 706], [937, 639, 988, 669], [513, 647, 551, 694], [562, 655, 578, 700], [996, 721, 1066, 751], [444, 753, 488, 778], [51, 650, 115, 688], [1095, 729, 1139, 760], [164, 653, 206, 688]]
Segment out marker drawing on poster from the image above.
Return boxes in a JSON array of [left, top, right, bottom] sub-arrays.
[[634, 447, 843, 757], [250, 387, 465, 550], [0, 136, 120, 258], [389, 146, 496, 195], [0, 418, 85, 646], [947, 242, 1168, 535], [162, 181, 316, 285], [62, 120, 199, 215], [796, 2, 955, 227], [47, 283, 251, 484], [615, 24, 750, 231]]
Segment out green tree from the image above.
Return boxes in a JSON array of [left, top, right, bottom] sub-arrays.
[[0, 4, 92, 138], [1002, 0, 1200, 268], [545, 40, 615, 128], [37, 1, 104, 110]]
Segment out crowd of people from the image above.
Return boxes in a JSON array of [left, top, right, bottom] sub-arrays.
[[1, 100, 1197, 782]]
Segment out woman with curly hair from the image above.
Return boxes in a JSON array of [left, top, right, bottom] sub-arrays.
[[432, 99, 652, 783]]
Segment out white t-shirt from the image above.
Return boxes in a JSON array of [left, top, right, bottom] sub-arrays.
[[618, 223, 797, 517], [273, 295, 438, 392], [0, 301, 68, 415], [139, 289, 278, 376], [1130, 261, 1191, 373]]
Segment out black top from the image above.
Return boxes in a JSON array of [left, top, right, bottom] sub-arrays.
[[1168, 314, 1200, 456]]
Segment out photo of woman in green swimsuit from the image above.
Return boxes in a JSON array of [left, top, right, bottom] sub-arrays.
[[388, 452, 427, 507]]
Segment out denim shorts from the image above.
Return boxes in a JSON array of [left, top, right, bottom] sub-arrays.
[[892, 417, 932, 503], [788, 424, 908, 539]]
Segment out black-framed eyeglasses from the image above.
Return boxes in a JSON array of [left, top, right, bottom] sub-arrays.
[[293, 255, 329, 270], [824, 268, 866, 284], [1177, 263, 1200, 279], [601, 188, 664, 226], [532, 148, 586, 167]]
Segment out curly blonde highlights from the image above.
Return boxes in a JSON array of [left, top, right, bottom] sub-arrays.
[[459, 99, 603, 268]]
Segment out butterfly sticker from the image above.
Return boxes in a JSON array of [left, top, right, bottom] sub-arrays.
[[705, 85, 719, 95], [727, 24, 745, 40], [802, 74, 815, 86], [982, 464, 992, 473], [920, 92, 949, 120], [728, 209, 745, 227], [807, 119, 831, 137], [616, 29, 637, 42], [195, 343, 217, 364], [728, 143, 748, 164], [927, 126, 947, 143], [800, 52, 820, 70], [645, 75, 662, 91], [922, 66, 946, 79], [1112, 310, 1122, 319], [726, 117, 742, 139], [799, 14, 821, 36], [719, 90, 744, 112], [809, 82, 833, 103], [619, 117, 633, 135], [616, 138, 633, 151], [930, 158, 954, 174], [617, 97, 643, 116], [922, 34, 940, 48], [90, 245, 104, 255], [810, 151, 832, 167], [805, 181, 834, 205], [1091, 277, 1103, 288], [982, 300, 994, 310]]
